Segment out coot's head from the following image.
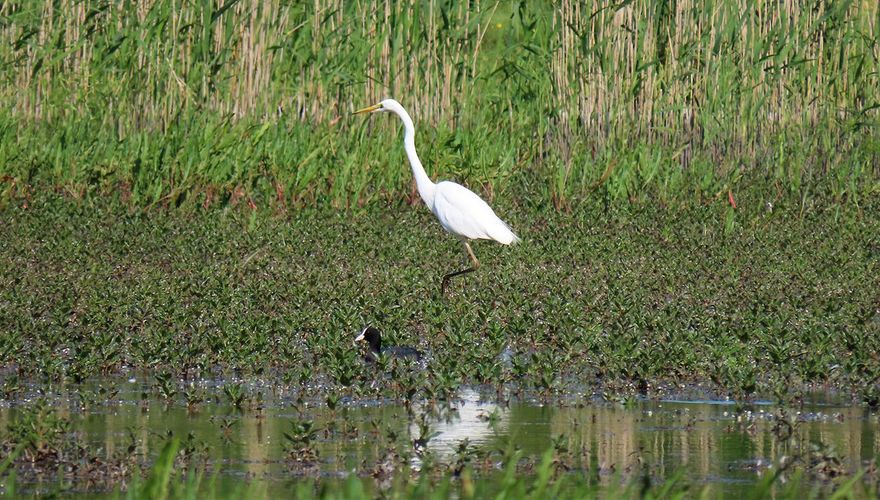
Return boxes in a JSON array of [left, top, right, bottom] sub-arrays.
[[355, 326, 382, 355]]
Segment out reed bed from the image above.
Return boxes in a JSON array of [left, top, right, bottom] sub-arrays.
[[1, 0, 877, 208]]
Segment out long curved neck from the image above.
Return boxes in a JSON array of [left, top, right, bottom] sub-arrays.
[[395, 108, 436, 207]]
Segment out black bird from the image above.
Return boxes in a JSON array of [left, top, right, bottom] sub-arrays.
[[355, 326, 422, 363]]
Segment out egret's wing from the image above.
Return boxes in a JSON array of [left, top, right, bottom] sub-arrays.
[[432, 182, 518, 244], [432, 182, 491, 240]]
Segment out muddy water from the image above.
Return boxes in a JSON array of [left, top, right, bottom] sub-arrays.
[[1, 382, 877, 496]]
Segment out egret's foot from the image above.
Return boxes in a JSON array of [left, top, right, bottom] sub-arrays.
[[440, 267, 476, 295]]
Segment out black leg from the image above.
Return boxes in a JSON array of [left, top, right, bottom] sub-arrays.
[[441, 242, 480, 294]]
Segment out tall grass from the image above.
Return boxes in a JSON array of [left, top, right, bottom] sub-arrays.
[[117, 439, 877, 500], [0, 0, 877, 209]]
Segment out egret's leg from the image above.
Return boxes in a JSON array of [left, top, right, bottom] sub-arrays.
[[441, 242, 480, 294]]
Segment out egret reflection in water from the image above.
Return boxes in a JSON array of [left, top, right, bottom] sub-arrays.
[[408, 388, 510, 465]]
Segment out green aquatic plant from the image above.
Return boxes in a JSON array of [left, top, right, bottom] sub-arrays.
[[4, 400, 70, 460], [154, 373, 178, 402], [222, 383, 247, 411], [284, 419, 320, 465], [1, 195, 879, 407], [184, 387, 205, 412]]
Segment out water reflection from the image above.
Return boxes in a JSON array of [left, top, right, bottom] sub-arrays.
[[409, 388, 510, 462], [0, 383, 877, 495], [536, 401, 878, 489]]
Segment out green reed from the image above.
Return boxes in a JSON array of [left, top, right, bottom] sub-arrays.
[[0, 1, 877, 209]]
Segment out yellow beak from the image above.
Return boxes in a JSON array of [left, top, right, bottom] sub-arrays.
[[353, 103, 382, 115]]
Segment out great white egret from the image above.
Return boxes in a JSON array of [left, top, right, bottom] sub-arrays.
[[354, 98, 519, 293]]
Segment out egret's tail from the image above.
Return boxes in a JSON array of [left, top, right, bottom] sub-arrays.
[[494, 222, 520, 245]]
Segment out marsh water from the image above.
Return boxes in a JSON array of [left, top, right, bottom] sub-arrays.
[[2, 379, 878, 497]]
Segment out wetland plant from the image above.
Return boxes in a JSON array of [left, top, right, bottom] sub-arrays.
[[222, 383, 248, 411], [284, 420, 320, 465]]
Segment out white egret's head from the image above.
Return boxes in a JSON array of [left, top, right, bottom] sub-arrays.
[[353, 98, 403, 116]]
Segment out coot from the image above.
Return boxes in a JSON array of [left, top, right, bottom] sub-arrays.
[[355, 326, 422, 362]]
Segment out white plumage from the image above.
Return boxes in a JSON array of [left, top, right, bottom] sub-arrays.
[[431, 181, 519, 244], [354, 98, 519, 292]]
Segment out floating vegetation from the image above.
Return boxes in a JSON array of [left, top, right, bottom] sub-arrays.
[[1, 197, 877, 403], [0, 193, 878, 495]]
